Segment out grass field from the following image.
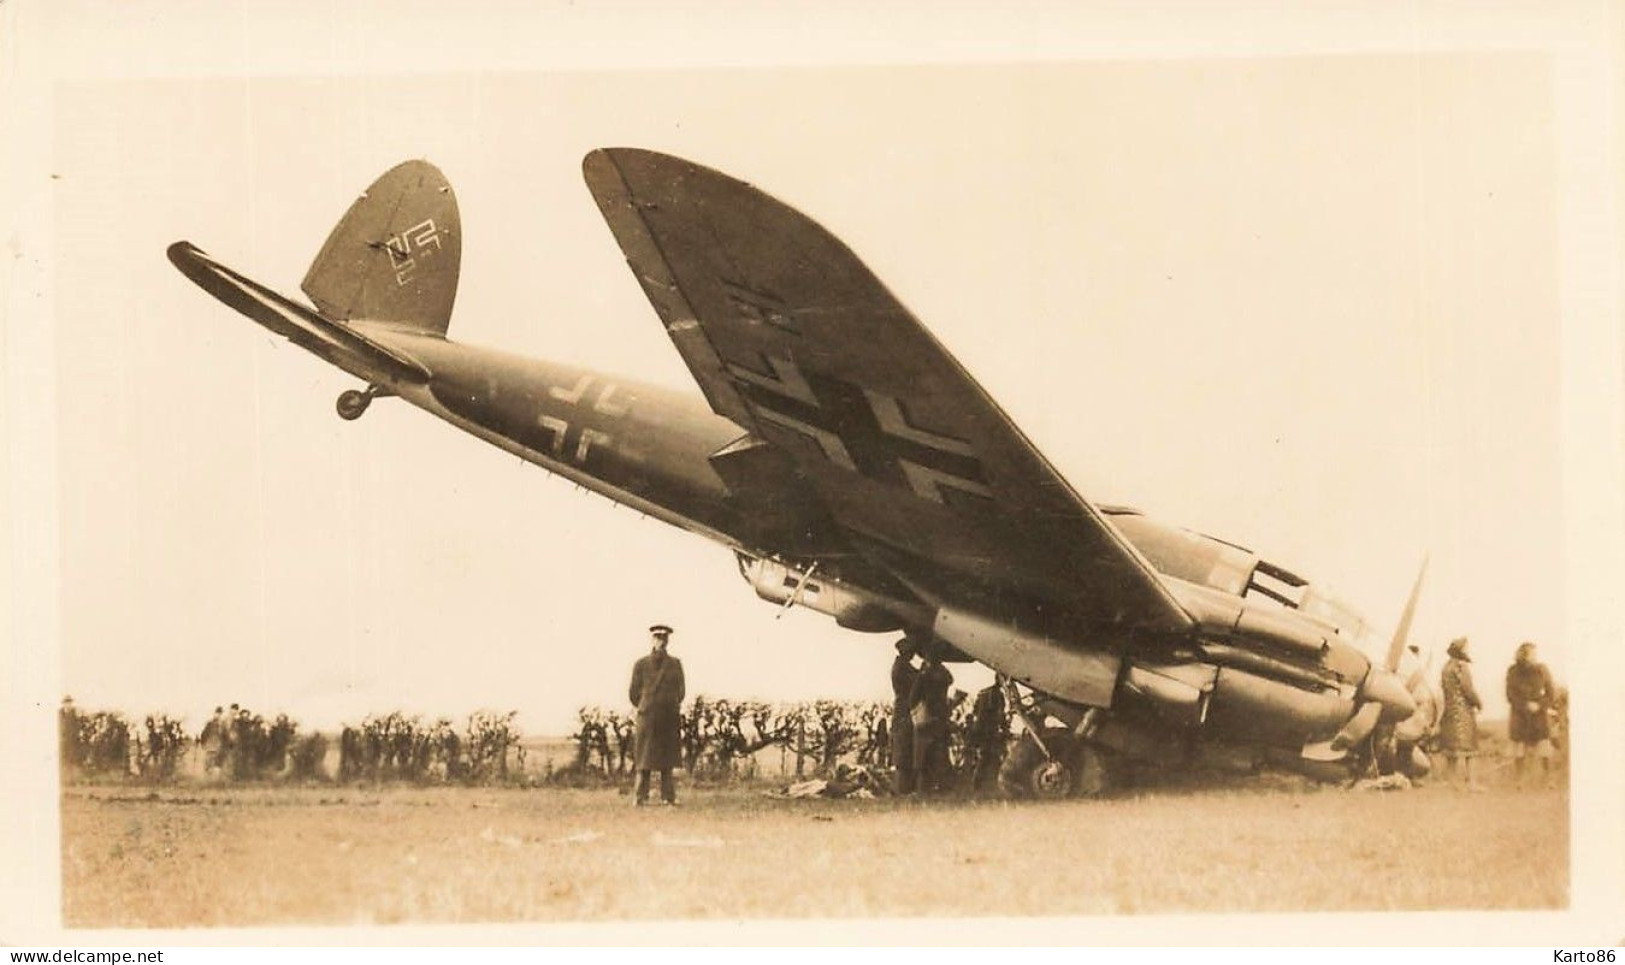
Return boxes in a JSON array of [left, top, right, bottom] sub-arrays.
[[60, 775, 1567, 927]]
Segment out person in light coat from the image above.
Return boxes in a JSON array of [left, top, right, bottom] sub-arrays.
[[1438, 637, 1483, 790]]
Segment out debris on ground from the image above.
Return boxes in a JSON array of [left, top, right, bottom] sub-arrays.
[[765, 764, 889, 800], [1352, 773, 1413, 792], [780, 779, 830, 799]]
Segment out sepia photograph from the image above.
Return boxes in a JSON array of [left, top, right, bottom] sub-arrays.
[[3, 0, 1622, 948]]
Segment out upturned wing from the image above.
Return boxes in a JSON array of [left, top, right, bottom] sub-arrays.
[[583, 148, 1190, 634]]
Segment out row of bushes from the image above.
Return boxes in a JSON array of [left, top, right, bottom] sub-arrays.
[[565, 695, 991, 781], [336, 710, 522, 783], [57, 695, 999, 786]]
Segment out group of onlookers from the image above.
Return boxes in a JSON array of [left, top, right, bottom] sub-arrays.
[[1437, 638, 1563, 789], [885, 635, 1010, 796]]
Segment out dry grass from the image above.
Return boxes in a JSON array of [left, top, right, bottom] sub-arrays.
[[61, 778, 1567, 927]]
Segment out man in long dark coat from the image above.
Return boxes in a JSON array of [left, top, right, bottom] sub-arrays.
[[889, 636, 921, 794], [966, 682, 1009, 795], [910, 654, 960, 795], [629, 624, 685, 805]]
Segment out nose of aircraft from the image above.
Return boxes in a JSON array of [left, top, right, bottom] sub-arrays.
[[1307, 666, 1423, 761], [1361, 667, 1417, 724]]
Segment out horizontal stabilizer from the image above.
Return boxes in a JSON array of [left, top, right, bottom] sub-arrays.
[[168, 241, 431, 386]]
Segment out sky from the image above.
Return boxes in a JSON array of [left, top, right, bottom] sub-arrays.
[[4, 4, 1618, 745]]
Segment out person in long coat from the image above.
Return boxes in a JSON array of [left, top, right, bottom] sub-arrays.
[[889, 636, 921, 794], [1438, 636, 1483, 789], [629, 624, 686, 805], [966, 682, 1009, 796], [200, 706, 227, 777], [1505, 641, 1557, 789], [909, 654, 960, 795]]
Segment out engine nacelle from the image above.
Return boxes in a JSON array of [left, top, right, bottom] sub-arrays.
[[932, 605, 1354, 749], [1118, 660, 1354, 748], [1203, 666, 1353, 745], [740, 556, 909, 632]]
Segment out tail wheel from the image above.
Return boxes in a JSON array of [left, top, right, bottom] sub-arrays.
[[336, 389, 371, 421]]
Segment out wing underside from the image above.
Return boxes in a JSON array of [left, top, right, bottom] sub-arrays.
[[583, 148, 1191, 635]]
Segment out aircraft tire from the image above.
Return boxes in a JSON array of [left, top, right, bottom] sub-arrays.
[[1029, 757, 1074, 800], [999, 728, 1112, 800], [336, 389, 371, 421]]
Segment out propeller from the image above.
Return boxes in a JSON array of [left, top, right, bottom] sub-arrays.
[[1391, 557, 1443, 746], [1303, 555, 1429, 764]]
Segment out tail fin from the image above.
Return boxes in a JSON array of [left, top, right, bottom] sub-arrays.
[[302, 160, 460, 335]]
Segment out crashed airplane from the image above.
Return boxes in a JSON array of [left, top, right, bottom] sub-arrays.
[[169, 151, 1437, 797]]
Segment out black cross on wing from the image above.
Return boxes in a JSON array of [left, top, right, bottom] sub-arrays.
[[724, 353, 993, 505]]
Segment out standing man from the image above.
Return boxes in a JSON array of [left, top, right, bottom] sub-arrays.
[[200, 706, 227, 778], [224, 703, 242, 780], [966, 681, 1009, 796], [59, 696, 79, 775], [1505, 641, 1557, 789], [889, 636, 921, 794], [629, 623, 686, 806], [909, 651, 961, 795]]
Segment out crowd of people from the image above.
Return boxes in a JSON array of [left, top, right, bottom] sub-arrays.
[[196, 704, 300, 780], [57, 700, 294, 780], [624, 624, 1564, 800], [887, 634, 1007, 796]]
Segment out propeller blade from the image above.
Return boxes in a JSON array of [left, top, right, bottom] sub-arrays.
[[1302, 702, 1384, 762], [1330, 702, 1384, 752], [1383, 555, 1429, 672]]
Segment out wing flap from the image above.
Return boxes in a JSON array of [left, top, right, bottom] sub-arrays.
[[583, 148, 1191, 634]]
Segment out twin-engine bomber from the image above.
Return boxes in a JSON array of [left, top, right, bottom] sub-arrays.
[[169, 151, 1437, 797]]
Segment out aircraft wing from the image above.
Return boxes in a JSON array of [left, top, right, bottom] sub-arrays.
[[583, 148, 1191, 634]]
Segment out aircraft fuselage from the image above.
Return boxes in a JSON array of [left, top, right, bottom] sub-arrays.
[[379, 331, 750, 545]]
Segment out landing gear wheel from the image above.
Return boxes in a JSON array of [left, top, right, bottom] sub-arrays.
[[998, 727, 1112, 800], [336, 389, 372, 421], [1029, 759, 1074, 800], [998, 731, 1046, 799]]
